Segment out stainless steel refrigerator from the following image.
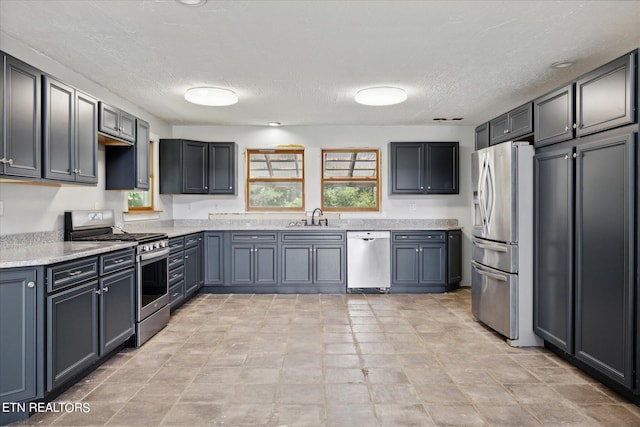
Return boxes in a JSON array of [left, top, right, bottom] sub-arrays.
[[471, 141, 542, 347]]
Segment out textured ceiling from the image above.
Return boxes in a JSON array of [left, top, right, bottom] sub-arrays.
[[1, 0, 639, 127]]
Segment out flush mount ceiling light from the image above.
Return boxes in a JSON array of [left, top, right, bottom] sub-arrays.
[[175, 0, 207, 6], [551, 60, 574, 69], [184, 87, 238, 106], [354, 87, 407, 106]]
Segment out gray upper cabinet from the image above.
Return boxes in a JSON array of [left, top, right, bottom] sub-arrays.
[[489, 102, 533, 145], [534, 83, 575, 148], [0, 53, 41, 178], [160, 139, 236, 195], [43, 76, 98, 184], [576, 51, 636, 137], [105, 118, 150, 190], [389, 142, 459, 194], [475, 122, 489, 150], [98, 101, 135, 143], [0, 268, 43, 410]]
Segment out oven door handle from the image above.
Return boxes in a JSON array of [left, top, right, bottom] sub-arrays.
[[138, 247, 170, 261]]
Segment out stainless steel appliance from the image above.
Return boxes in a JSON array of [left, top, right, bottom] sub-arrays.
[[64, 210, 170, 346], [471, 142, 541, 346], [347, 231, 391, 291]]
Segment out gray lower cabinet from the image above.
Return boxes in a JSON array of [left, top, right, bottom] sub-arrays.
[[280, 232, 346, 292], [229, 232, 278, 287], [168, 236, 185, 309], [203, 232, 224, 286], [184, 233, 203, 296], [534, 128, 636, 390], [0, 267, 43, 425], [391, 231, 459, 293], [47, 279, 100, 391], [47, 251, 135, 392]]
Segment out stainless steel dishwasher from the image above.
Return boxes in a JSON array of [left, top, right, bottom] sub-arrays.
[[347, 231, 391, 291]]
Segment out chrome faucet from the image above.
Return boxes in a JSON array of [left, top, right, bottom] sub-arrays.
[[311, 208, 323, 226]]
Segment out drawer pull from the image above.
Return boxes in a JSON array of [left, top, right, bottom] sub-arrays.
[[172, 292, 179, 297], [27, 281, 35, 288], [113, 259, 125, 264], [171, 273, 180, 279], [68, 270, 83, 276]]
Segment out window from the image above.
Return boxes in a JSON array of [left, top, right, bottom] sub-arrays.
[[322, 149, 380, 211], [128, 142, 155, 211], [246, 149, 304, 211]]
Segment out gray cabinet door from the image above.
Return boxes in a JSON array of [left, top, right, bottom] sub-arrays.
[[183, 140, 208, 193], [254, 245, 278, 285], [0, 268, 40, 404], [1, 54, 41, 178], [74, 91, 98, 184], [425, 143, 458, 194], [43, 76, 74, 182], [533, 147, 574, 352], [204, 232, 223, 285], [47, 280, 100, 391], [475, 122, 489, 150], [208, 142, 235, 194], [231, 245, 253, 284], [390, 143, 423, 193], [119, 110, 136, 143], [392, 244, 420, 285], [313, 245, 344, 285], [135, 119, 150, 189], [100, 268, 135, 355], [576, 52, 635, 137], [447, 230, 462, 284], [184, 244, 201, 294], [574, 132, 635, 389], [419, 244, 446, 285], [490, 102, 533, 145], [98, 102, 120, 136], [281, 245, 313, 285], [534, 84, 575, 147]]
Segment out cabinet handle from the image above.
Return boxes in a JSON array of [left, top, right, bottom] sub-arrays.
[[415, 248, 419, 252], [0, 158, 13, 165], [420, 186, 424, 190], [68, 270, 83, 276], [204, 186, 209, 190], [503, 129, 509, 134], [573, 123, 577, 129], [172, 292, 179, 297], [564, 154, 569, 160], [564, 126, 569, 132], [27, 281, 35, 288], [114, 259, 125, 264], [427, 186, 431, 190], [229, 186, 233, 190], [6, 159, 13, 165], [450, 235, 453, 239], [427, 236, 432, 239], [171, 273, 180, 279], [573, 153, 578, 159], [185, 255, 189, 259], [96, 289, 101, 295], [103, 286, 109, 293]]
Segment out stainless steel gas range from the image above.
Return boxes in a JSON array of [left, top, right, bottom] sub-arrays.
[[64, 210, 170, 346]]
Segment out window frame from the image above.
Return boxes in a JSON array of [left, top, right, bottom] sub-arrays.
[[127, 141, 155, 212], [321, 148, 381, 212], [245, 148, 305, 212]]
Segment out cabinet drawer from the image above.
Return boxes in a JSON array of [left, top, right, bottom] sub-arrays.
[[169, 265, 184, 285], [392, 231, 445, 242], [169, 237, 184, 253], [281, 232, 345, 242], [168, 252, 184, 269], [47, 257, 98, 293], [169, 281, 185, 308], [100, 249, 135, 276], [184, 233, 201, 247], [231, 232, 278, 243]]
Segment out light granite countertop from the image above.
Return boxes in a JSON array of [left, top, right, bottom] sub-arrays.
[[0, 241, 137, 269]]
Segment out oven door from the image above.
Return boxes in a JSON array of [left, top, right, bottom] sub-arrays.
[[137, 247, 170, 321]]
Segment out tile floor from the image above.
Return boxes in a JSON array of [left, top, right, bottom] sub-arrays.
[[13, 289, 640, 426]]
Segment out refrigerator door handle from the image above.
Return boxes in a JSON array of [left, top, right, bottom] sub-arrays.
[[473, 240, 508, 253], [478, 155, 489, 236], [472, 262, 509, 282]]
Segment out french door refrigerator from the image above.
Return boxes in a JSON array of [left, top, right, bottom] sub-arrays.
[[471, 141, 542, 347]]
